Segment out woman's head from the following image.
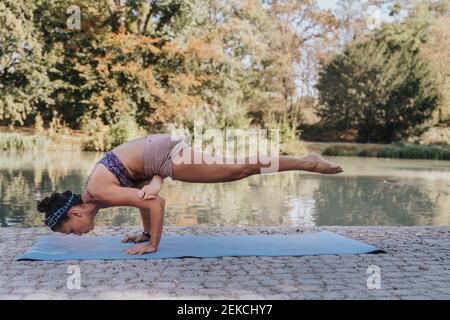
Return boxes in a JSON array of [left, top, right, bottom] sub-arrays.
[[37, 190, 98, 235]]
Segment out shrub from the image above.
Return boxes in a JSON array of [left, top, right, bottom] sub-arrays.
[[378, 143, 450, 160], [419, 127, 450, 145], [81, 116, 140, 151], [322, 143, 450, 160], [0, 133, 50, 152]]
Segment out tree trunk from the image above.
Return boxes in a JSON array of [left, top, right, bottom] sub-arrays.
[[106, 0, 126, 33], [137, 2, 151, 35]]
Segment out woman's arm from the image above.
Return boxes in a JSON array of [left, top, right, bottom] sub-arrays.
[[83, 175, 156, 208], [148, 196, 165, 248], [123, 196, 165, 255], [138, 175, 164, 199], [121, 207, 152, 243], [81, 190, 111, 209], [140, 208, 151, 234], [88, 183, 167, 254]]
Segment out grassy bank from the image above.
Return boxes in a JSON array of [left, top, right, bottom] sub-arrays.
[[0, 119, 144, 153], [0, 126, 90, 152], [322, 142, 450, 160], [0, 133, 49, 152], [2, 126, 450, 160]]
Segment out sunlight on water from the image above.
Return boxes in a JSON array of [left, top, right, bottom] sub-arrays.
[[0, 151, 449, 227]]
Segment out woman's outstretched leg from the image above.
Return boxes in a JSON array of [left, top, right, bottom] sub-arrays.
[[171, 147, 343, 183]]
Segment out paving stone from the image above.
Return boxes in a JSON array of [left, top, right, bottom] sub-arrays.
[[1, 226, 448, 300]]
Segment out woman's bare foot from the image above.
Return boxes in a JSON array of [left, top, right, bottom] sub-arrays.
[[299, 152, 344, 174]]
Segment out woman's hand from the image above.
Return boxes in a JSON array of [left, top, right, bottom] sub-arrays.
[[123, 243, 158, 255], [138, 184, 161, 200], [121, 233, 150, 243], [137, 175, 163, 200]]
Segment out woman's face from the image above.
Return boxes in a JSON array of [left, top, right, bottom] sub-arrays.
[[57, 202, 99, 235]]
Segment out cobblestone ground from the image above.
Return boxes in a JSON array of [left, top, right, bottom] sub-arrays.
[[0, 226, 449, 300]]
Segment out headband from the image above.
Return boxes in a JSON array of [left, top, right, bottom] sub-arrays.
[[44, 193, 79, 228]]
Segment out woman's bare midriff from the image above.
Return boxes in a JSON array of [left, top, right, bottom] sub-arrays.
[[85, 135, 150, 194], [111, 136, 148, 179]]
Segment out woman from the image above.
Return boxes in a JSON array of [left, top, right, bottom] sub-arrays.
[[36, 133, 343, 255]]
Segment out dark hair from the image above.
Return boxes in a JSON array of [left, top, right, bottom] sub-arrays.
[[36, 190, 83, 231]]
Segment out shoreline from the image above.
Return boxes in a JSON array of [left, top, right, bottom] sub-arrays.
[[2, 127, 450, 160], [1, 226, 449, 300]]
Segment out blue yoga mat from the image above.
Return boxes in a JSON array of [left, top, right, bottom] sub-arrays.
[[16, 231, 383, 260], [17, 231, 383, 260]]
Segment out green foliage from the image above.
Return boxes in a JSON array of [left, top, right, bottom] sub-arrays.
[[2, 0, 448, 148], [0, 0, 57, 126], [0, 133, 50, 152], [81, 115, 140, 151], [108, 116, 141, 146], [316, 19, 440, 143], [34, 114, 44, 133], [378, 143, 450, 160], [420, 16, 450, 123], [417, 126, 450, 145], [1, 0, 339, 142], [322, 144, 381, 157], [323, 142, 450, 160], [81, 131, 107, 152]]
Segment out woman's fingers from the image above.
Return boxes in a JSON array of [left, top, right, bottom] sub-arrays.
[[143, 193, 156, 200], [138, 190, 156, 200], [123, 244, 155, 255], [124, 248, 141, 255], [123, 247, 134, 254], [135, 235, 146, 243], [121, 235, 135, 243], [122, 233, 151, 244]]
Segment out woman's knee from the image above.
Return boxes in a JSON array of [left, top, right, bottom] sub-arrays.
[[154, 195, 166, 206], [231, 164, 252, 180], [143, 196, 165, 212]]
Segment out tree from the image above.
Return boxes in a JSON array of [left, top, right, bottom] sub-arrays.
[[219, 0, 339, 142], [0, 0, 56, 126], [316, 21, 440, 143], [421, 16, 450, 123], [31, 0, 217, 130]]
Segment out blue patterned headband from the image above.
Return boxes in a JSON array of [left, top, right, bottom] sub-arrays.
[[44, 193, 79, 228]]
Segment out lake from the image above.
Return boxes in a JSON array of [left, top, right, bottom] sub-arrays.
[[1, 150, 449, 227]]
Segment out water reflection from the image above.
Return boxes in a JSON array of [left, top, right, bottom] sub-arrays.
[[0, 150, 449, 227], [313, 176, 438, 226]]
